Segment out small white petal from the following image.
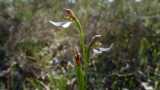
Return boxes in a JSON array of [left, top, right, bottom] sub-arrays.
[[62, 21, 72, 28], [141, 82, 153, 90], [49, 21, 63, 27], [122, 88, 129, 90], [94, 35, 102, 38], [108, 0, 114, 3], [49, 20, 72, 28], [99, 47, 111, 52], [93, 44, 113, 55], [93, 48, 102, 54], [135, 0, 142, 2]]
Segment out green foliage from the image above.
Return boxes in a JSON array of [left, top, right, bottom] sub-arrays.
[[0, 0, 160, 90], [16, 40, 45, 57], [16, 10, 33, 21], [48, 73, 67, 90]]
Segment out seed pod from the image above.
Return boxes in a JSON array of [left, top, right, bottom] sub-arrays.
[[73, 47, 81, 65]]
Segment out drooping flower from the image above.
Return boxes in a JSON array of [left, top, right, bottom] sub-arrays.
[[64, 8, 77, 21]]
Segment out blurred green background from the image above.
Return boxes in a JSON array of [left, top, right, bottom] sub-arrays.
[[0, 0, 160, 90]]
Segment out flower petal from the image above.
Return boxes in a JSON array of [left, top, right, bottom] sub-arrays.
[[99, 47, 111, 52], [93, 48, 102, 54], [49, 20, 72, 28], [61, 21, 72, 28]]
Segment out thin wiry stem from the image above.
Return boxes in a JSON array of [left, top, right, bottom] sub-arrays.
[[64, 9, 88, 90]]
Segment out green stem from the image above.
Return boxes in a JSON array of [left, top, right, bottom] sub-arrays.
[[76, 65, 86, 90], [74, 16, 88, 90], [74, 19, 88, 66]]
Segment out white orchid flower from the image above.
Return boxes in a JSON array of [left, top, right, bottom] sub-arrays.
[[93, 44, 113, 54], [93, 47, 111, 54], [49, 20, 72, 29]]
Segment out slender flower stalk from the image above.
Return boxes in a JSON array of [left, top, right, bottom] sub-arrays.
[[64, 8, 87, 90], [64, 8, 89, 66], [50, 8, 105, 90], [50, 9, 103, 90]]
